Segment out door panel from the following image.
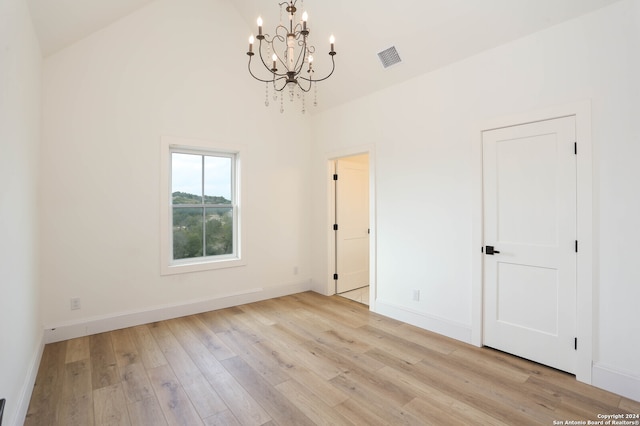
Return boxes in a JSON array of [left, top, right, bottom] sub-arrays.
[[336, 157, 369, 294], [483, 116, 576, 374]]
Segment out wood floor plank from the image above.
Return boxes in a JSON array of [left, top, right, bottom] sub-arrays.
[[146, 364, 204, 426], [24, 341, 66, 426], [182, 315, 236, 361], [378, 365, 510, 426], [166, 317, 227, 377], [93, 383, 130, 426], [58, 359, 94, 426], [149, 321, 227, 419], [203, 369, 272, 426], [111, 328, 140, 367], [26, 291, 637, 426], [202, 410, 241, 426], [306, 334, 386, 373], [404, 396, 504, 426], [275, 379, 355, 426], [333, 398, 389, 426], [127, 396, 168, 426], [198, 307, 244, 334], [251, 339, 350, 407], [90, 333, 120, 391], [330, 373, 425, 425], [220, 356, 316, 426], [65, 336, 90, 364], [449, 345, 531, 383], [237, 303, 277, 326], [211, 315, 291, 386], [119, 362, 154, 404], [366, 346, 538, 425], [129, 324, 167, 369]]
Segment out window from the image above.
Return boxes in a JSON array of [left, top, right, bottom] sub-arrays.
[[161, 137, 245, 274]]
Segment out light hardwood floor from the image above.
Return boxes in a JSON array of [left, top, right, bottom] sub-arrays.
[[25, 292, 639, 425]]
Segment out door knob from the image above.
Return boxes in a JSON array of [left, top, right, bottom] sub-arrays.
[[485, 245, 500, 255]]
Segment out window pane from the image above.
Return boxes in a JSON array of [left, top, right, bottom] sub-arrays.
[[172, 153, 202, 204], [204, 155, 231, 204], [173, 207, 204, 259], [205, 207, 233, 256]]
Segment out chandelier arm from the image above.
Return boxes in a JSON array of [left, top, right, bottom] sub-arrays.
[[295, 79, 313, 93], [272, 76, 290, 91], [256, 39, 288, 79], [247, 57, 276, 84], [298, 53, 336, 84]]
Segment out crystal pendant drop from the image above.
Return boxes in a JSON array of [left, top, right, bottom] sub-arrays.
[[314, 83, 318, 107]]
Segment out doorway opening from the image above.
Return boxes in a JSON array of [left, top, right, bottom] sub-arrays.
[[332, 153, 370, 305]]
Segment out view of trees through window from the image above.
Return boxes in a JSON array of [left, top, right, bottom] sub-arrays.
[[171, 152, 234, 261]]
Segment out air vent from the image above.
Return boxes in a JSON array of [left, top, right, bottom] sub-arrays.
[[377, 46, 402, 68]]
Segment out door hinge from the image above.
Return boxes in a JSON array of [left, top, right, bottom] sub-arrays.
[[333, 273, 338, 280], [574, 337, 578, 350], [575, 240, 578, 253], [333, 224, 338, 231], [574, 142, 577, 155], [333, 174, 338, 181]]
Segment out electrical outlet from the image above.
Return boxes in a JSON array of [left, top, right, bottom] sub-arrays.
[[70, 297, 81, 310], [412, 289, 420, 301]]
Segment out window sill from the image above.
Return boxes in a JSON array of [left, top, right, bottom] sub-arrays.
[[160, 257, 246, 275]]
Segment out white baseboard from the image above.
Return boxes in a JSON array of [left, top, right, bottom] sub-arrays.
[[12, 331, 44, 426], [309, 278, 333, 296], [592, 362, 640, 403], [373, 298, 472, 344], [43, 281, 312, 343]]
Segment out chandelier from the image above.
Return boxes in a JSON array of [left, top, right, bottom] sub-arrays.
[[246, 0, 336, 113]]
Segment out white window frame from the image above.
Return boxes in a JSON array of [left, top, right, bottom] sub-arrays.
[[160, 136, 246, 275]]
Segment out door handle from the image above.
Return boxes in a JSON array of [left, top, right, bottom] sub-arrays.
[[485, 245, 500, 255]]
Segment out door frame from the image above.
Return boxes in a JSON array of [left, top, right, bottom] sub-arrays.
[[471, 100, 593, 384], [325, 146, 376, 309]]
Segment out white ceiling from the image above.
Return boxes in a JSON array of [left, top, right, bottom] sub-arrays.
[[27, 0, 156, 56], [27, 0, 622, 110]]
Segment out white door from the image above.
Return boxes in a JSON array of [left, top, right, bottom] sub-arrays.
[[335, 156, 369, 294], [483, 116, 577, 374]]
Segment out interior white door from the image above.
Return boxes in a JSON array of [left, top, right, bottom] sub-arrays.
[[335, 157, 369, 294], [483, 116, 577, 374]]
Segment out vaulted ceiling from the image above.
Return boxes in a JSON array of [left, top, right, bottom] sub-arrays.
[[27, 0, 622, 110]]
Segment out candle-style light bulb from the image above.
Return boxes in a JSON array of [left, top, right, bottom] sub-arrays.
[[302, 11, 308, 31], [329, 35, 335, 53], [249, 35, 254, 53], [272, 53, 277, 70], [308, 54, 314, 72], [257, 16, 263, 36]]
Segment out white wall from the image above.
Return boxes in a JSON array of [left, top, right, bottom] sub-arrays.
[[0, 0, 43, 424], [311, 0, 640, 400], [40, 0, 313, 338]]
